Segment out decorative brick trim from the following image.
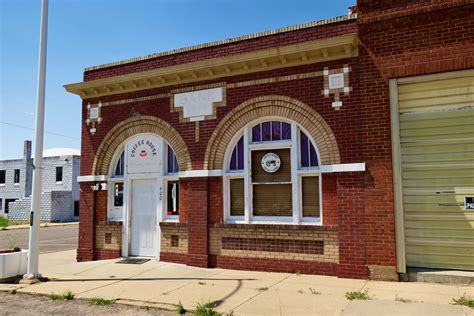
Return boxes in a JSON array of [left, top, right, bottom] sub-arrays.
[[226, 71, 324, 88], [161, 224, 188, 254], [210, 226, 338, 263], [222, 237, 324, 255], [92, 115, 192, 175], [170, 83, 227, 123], [204, 95, 340, 169], [210, 223, 337, 231]]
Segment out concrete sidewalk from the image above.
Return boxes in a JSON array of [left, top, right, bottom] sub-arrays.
[[1, 250, 472, 315]]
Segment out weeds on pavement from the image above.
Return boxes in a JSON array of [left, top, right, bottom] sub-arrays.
[[177, 301, 186, 314], [395, 294, 415, 303], [194, 301, 220, 316], [48, 291, 75, 301], [256, 287, 268, 292], [345, 290, 370, 300], [8, 289, 17, 295], [309, 288, 321, 295], [452, 293, 474, 308], [88, 297, 115, 306]]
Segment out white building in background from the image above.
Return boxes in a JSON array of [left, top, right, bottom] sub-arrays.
[[0, 140, 80, 222]]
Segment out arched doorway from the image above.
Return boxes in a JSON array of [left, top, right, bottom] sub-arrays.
[[108, 133, 180, 258]]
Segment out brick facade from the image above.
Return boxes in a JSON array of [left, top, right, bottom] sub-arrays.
[[70, 1, 472, 280]]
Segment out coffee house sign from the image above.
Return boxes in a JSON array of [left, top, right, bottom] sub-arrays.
[[127, 135, 162, 174]]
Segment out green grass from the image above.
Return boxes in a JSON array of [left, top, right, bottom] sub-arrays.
[[177, 301, 186, 314], [345, 290, 370, 301], [0, 216, 29, 228], [194, 301, 220, 316], [256, 287, 268, 292], [48, 291, 75, 301], [88, 297, 115, 306], [0, 216, 9, 228], [452, 293, 474, 308]]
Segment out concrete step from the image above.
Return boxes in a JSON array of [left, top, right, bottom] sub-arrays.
[[403, 268, 474, 285]]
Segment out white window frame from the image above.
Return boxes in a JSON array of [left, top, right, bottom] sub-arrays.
[[108, 146, 126, 222], [223, 118, 322, 225]]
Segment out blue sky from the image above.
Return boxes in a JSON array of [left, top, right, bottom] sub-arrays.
[[0, 0, 353, 160]]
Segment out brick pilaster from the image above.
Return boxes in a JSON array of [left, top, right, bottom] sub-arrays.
[[185, 177, 209, 267], [337, 172, 368, 279], [77, 182, 95, 261]]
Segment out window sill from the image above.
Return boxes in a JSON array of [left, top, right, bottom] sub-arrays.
[[213, 222, 336, 231], [56, 181, 63, 184]]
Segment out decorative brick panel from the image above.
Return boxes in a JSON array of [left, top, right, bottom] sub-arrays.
[[210, 224, 338, 263], [222, 237, 324, 255], [95, 221, 122, 252], [160, 222, 188, 254]]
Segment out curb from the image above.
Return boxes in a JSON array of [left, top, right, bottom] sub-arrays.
[[1, 222, 79, 231]]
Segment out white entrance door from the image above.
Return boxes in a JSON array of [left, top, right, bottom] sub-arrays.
[[130, 179, 158, 257]]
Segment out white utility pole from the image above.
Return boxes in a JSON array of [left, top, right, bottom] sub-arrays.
[[24, 0, 49, 281]]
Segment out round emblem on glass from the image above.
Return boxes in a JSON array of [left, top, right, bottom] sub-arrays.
[[261, 152, 281, 173]]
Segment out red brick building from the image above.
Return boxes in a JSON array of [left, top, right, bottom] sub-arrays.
[[65, 0, 474, 280]]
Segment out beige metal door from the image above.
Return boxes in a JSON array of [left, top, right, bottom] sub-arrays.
[[393, 69, 474, 270]]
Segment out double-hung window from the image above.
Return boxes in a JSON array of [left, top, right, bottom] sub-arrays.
[[109, 151, 125, 221], [164, 145, 179, 220], [224, 120, 321, 224]]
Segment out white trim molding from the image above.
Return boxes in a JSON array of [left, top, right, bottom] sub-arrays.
[[77, 175, 108, 182], [320, 163, 365, 173], [178, 169, 223, 178]]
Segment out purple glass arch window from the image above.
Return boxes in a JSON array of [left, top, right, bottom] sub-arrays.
[[167, 145, 179, 173], [300, 130, 318, 168], [251, 121, 291, 142], [229, 136, 244, 170], [114, 151, 125, 176]]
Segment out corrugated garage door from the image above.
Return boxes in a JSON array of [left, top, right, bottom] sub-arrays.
[[397, 69, 474, 270]]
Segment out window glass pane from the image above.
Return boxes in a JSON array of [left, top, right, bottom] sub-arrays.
[[253, 184, 292, 216], [309, 142, 319, 167], [167, 181, 179, 216], [251, 149, 291, 183], [5, 199, 17, 214], [302, 176, 320, 217], [56, 167, 63, 182], [300, 131, 309, 167], [14, 169, 20, 183], [74, 201, 80, 217], [261, 121, 271, 141], [252, 125, 261, 142], [229, 136, 244, 171], [113, 182, 124, 207], [237, 136, 244, 170], [0, 170, 5, 184], [167, 145, 179, 174], [114, 151, 124, 176], [271, 121, 281, 141], [282, 122, 291, 140], [230, 148, 237, 170], [230, 178, 244, 216]]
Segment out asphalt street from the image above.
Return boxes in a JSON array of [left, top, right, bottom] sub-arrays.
[[0, 225, 78, 254]]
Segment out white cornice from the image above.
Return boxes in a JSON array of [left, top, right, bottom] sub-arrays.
[[64, 34, 359, 100]]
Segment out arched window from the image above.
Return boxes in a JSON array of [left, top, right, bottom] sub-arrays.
[[225, 120, 321, 224], [107, 137, 181, 221]]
